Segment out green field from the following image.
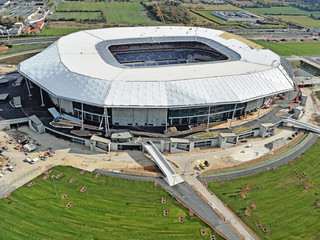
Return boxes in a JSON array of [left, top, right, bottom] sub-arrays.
[[274, 15, 320, 28], [39, 28, 88, 36], [252, 40, 320, 56], [55, 2, 159, 25], [51, 11, 103, 22], [208, 142, 320, 239], [247, 6, 320, 17], [0, 166, 223, 240]]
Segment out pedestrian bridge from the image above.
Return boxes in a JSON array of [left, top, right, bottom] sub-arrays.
[[142, 140, 184, 186], [283, 118, 320, 134]]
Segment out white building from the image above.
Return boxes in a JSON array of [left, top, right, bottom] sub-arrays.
[[18, 26, 294, 132]]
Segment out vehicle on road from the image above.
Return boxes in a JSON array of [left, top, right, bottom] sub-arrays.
[[0, 173, 3, 178]]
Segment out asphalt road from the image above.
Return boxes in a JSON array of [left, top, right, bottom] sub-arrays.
[[199, 132, 318, 181], [0, 37, 59, 46]]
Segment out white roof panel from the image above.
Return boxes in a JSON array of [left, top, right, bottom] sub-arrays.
[[19, 27, 294, 108]]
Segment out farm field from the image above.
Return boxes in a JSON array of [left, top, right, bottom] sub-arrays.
[[252, 40, 320, 56], [55, 2, 159, 25], [208, 142, 320, 240], [0, 166, 222, 240], [246, 6, 320, 17], [51, 11, 103, 22], [274, 15, 320, 28]]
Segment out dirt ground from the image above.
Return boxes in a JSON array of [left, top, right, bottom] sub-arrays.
[[0, 126, 158, 196], [250, 35, 319, 42], [0, 64, 18, 74], [0, 52, 39, 65]]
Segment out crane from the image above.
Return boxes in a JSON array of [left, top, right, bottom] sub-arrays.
[[295, 83, 302, 103]]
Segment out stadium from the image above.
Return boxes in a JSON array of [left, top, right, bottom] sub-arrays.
[[18, 26, 294, 133]]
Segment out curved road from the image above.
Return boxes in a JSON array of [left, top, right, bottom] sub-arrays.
[[199, 132, 317, 181]]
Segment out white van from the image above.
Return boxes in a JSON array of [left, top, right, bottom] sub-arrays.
[[24, 158, 32, 163], [30, 157, 39, 164]]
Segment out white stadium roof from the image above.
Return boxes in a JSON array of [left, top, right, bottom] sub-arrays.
[[19, 26, 294, 108]]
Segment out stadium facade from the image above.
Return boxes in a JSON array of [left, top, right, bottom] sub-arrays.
[[18, 26, 294, 132]]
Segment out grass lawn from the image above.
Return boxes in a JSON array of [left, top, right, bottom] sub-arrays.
[[56, 2, 159, 25], [0, 166, 223, 240], [252, 40, 320, 56], [207, 142, 320, 240], [246, 6, 320, 17], [316, 91, 320, 100], [39, 28, 88, 36], [274, 15, 320, 28], [10, 42, 51, 50], [194, 132, 219, 139], [51, 11, 103, 22]]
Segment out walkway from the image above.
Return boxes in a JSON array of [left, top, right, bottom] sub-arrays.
[[185, 175, 259, 240], [142, 140, 184, 186], [283, 117, 320, 134]]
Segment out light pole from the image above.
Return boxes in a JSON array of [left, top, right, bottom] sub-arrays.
[[263, 167, 270, 188], [51, 175, 58, 199]]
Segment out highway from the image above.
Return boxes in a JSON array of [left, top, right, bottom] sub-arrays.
[[0, 37, 59, 46]]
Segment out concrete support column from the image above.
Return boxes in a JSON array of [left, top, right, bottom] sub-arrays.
[[229, 104, 237, 129], [165, 109, 168, 133], [29, 79, 33, 89], [104, 108, 110, 137], [25, 78, 32, 97], [207, 106, 211, 130], [40, 88, 45, 107], [58, 98, 61, 114], [81, 103, 84, 130], [257, 107, 261, 120]]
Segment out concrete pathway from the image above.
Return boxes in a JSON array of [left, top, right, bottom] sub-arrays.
[[184, 174, 259, 240]]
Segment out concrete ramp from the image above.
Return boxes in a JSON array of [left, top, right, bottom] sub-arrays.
[[283, 118, 320, 134], [142, 141, 184, 186]]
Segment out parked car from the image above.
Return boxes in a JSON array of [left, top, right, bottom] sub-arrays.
[[195, 165, 201, 171], [23, 158, 32, 163], [204, 160, 210, 167], [7, 166, 14, 172], [0, 173, 3, 178], [30, 157, 39, 164]]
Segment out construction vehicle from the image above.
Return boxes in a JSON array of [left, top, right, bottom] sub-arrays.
[[263, 97, 272, 109], [295, 85, 302, 103], [199, 162, 206, 169]]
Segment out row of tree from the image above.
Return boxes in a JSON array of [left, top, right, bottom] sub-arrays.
[[142, 1, 194, 24]]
